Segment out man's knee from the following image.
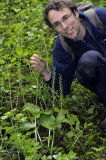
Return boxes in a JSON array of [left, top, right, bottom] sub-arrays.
[[77, 50, 100, 84]]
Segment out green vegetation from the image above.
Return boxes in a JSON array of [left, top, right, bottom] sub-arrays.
[[0, 0, 106, 159]]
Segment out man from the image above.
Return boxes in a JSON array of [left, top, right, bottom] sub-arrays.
[[30, 0, 106, 131]]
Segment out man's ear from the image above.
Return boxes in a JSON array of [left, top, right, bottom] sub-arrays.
[[75, 10, 79, 19]]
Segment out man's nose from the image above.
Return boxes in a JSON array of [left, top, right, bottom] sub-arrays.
[[61, 22, 67, 30]]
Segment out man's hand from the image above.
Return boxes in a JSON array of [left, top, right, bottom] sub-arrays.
[[30, 54, 51, 81], [30, 54, 46, 74]]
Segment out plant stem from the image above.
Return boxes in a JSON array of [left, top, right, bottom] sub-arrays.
[[48, 129, 51, 147], [6, 148, 12, 160], [43, 36, 49, 68], [17, 148, 20, 160], [51, 130, 55, 155], [34, 118, 37, 141], [72, 131, 82, 147], [37, 131, 42, 145], [16, 83, 20, 108], [34, 118, 42, 144], [8, 73, 13, 109]]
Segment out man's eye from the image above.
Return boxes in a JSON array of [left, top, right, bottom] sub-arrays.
[[62, 15, 69, 21], [53, 22, 60, 27]]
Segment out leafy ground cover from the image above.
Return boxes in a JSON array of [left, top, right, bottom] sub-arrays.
[[0, 0, 106, 159]]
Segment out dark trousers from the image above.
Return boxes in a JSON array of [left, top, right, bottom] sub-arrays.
[[76, 50, 106, 105]]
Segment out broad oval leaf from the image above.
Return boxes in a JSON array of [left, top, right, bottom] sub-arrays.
[[23, 103, 40, 118], [19, 122, 35, 131], [38, 115, 56, 130], [56, 111, 66, 124]]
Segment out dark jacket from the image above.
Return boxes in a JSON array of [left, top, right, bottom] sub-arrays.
[[46, 7, 106, 96]]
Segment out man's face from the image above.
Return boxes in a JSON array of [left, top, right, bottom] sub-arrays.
[[48, 8, 83, 40]]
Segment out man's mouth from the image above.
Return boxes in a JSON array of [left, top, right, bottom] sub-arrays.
[[66, 28, 73, 35]]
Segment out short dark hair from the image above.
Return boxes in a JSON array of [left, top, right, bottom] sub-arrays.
[[44, 0, 77, 28]]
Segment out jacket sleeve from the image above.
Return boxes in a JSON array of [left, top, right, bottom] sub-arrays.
[[95, 7, 106, 26], [45, 35, 77, 96]]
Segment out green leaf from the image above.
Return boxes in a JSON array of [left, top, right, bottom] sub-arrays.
[[43, 110, 52, 115], [25, 155, 34, 160], [66, 131, 74, 138], [10, 133, 22, 141], [86, 151, 94, 155], [0, 39, 3, 45], [19, 122, 35, 131], [68, 150, 77, 159], [87, 106, 94, 114], [56, 111, 66, 124], [1, 116, 8, 120], [44, 58, 52, 61], [68, 114, 79, 125], [92, 146, 105, 152], [15, 113, 24, 120], [39, 114, 56, 130], [23, 103, 40, 118]]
